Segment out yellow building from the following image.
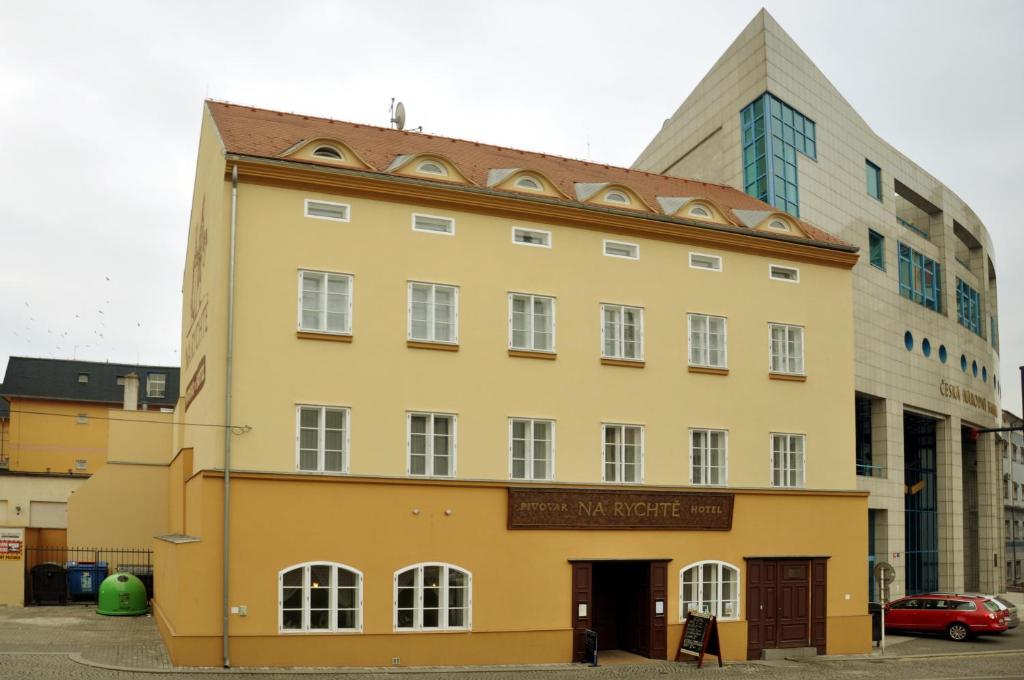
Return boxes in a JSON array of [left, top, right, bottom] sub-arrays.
[[0, 358, 179, 604], [155, 100, 869, 667]]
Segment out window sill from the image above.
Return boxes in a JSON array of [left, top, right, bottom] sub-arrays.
[[601, 358, 645, 368], [769, 372, 806, 382], [407, 340, 459, 352], [688, 366, 729, 376], [508, 349, 556, 360], [297, 331, 353, 343]]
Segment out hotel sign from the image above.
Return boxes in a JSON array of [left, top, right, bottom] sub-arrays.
[[939, 380, 998, 418], [508, 488, 733, 530]]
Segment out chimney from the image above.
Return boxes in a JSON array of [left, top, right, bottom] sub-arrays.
[[123, 372, 139, 411]]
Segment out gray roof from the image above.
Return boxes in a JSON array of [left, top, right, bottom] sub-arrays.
[[0, 357, 179, 407], [0, 385, 7, 419]]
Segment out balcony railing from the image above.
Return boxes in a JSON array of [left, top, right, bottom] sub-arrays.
[[857, 463, 887, 478]]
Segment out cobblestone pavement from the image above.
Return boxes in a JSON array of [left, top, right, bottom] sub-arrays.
[[3, 606, 1024, 679]]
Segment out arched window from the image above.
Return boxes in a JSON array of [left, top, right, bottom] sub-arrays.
[[768, 219, 789, 231], [394, 563, 471, 631], [688, 205, 711, 218], [313, 146, 344, 160], [680, 561, 739, 621], [604, 190, 630, 205], [279, 562, 362, 632], [416, 160, 448, 176], [514, 175, 542, 190]]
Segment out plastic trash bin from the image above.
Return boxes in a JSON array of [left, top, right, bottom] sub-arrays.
[[66, 561, 108, 600], [30, 563, 67, 605], [97, 572, 150, 616]]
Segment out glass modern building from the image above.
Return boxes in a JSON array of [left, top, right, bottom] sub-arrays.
[[633, 9, 1004, 599]]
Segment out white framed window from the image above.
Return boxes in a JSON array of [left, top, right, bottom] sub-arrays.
[[299, 271, 353, 335], [767, 219, 789, 231], [771, 433, 805, 488], [279, 562, 362, 633], [407, 412, 456, 477], [769, 264, 800, 282], [602, 423, 644, 483], [416, 160, 448, 176], [304, 199, 351, 222], [690, 429, 727, 486], [688, 205, 711, 218], [603, 239, 639, 260], [146, 373, 166, 398], [514, 176, 542, 191], [604, 190, 630, 205], [601, 304, 643, 360], [511, 226, 551, 248], [408, 282, 458, 344], [688, 314, 727, 368], [680, 561, 739, 620], [394, 563, 471, 631], [296, 405, 349, 473], [689, 252, 722, 271], [769, 323, 804, 375], [509, 293, 555, 352], [312, 146, 344, 160], [509, 418, 554, 480], [412, 213, 455, 235]]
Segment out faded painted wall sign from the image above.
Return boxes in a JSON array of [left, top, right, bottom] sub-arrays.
[[508, 488, 733, 530]]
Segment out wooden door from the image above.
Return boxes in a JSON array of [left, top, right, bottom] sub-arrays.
[[777, 560, 810, 647], [649, 561, 668, 659], [570, 562, 592, 662]]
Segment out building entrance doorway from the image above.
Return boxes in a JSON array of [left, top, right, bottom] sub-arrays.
[[570, 560, 668, 661], [744, 557, 827, 660], [904, 412, 938, 594]]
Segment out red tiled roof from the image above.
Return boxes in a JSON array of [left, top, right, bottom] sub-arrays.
[[206, 100, 851, 250]]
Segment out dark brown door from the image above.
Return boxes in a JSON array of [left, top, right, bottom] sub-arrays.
[[571, 562, 592, 662], [649, 561, 668, 659], [777, 560, 810, 648], [746, 558, 825, 659]]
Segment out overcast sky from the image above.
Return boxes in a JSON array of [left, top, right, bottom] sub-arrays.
[[1, 0, 1021, 415]]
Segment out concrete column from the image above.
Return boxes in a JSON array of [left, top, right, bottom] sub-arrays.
[[976, 431, 1002, 593], [936, 414, 964, 592]]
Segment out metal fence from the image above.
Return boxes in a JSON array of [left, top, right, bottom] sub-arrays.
[[24, 546, 153, 606]]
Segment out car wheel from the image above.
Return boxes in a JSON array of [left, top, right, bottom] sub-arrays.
[[947, 623, 970, 641]]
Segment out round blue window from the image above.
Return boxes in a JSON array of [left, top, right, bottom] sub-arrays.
[[921, 338, 931, 358], [972, 360, 978, 377], [960, 355, 968, 372], [938, 345, 947, 363], [982, 366, 987, 382], [904, 331, 914, 351]]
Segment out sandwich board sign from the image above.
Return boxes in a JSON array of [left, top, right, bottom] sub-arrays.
[[675, 610, 722, 668]]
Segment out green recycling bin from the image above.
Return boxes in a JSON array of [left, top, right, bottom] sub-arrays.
[[96, 572, 150, 616]]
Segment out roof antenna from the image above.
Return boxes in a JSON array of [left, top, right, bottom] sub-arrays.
[[390, 98, 421, 133]]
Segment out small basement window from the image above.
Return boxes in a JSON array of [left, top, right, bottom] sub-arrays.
[[304, 199, 351, 222], [604, 190, 630, 205], [77, 373, 89, 384], [416, 161, 447, 176], [512, 227, 551, 248], [312, 146, 343, 160], [603, 240, 639, 260], [412, 213, 455, 235], [689, 252, 722, 271], [769, 264, 800, 282]]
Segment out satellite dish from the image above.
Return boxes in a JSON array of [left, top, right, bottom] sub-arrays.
[[392, 101, 406, 130]]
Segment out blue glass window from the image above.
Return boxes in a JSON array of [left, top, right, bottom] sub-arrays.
[[898, 242, 941, 312], [866, 160, 882, 201], [960, 354, 967, 372], [868, 230, 885, 270], [955, 278, 981, 335], [938, 345, 947, 363], [904, 331, 914, 351], [741, 93, 815, 217], [990, 316, 998, 350], [921, 338, 931, 358], [982, 366, 988, 383], [972, 360, 978, 377]]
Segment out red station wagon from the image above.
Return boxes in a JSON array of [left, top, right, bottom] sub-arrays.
[[884, 593, 1007, 641]]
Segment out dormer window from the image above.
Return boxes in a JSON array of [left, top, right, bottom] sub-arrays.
[[416, 161, 447, 176], [689, 206, 711, 218], [514, 176, 542, 191], [77, 373, 89, 384], [312, 146, 344, 160], [768, 219, 789, 231], [604, 190, 630, 205]]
